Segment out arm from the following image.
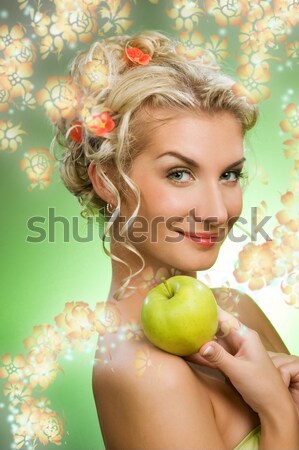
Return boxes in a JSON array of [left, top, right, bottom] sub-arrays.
[[93, 354, 227, 450]]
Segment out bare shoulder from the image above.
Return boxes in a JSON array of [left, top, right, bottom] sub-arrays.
[[92, 337, 227, 450], [212, 287, 289, 353]]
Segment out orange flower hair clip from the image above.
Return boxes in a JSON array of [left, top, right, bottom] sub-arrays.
[[125, 45, 151, 65], [69, 112, 115, 144]]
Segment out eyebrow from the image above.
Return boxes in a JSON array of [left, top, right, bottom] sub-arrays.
[[156, 151, 246, 171]]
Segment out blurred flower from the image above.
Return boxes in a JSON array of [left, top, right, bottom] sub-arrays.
[[166, 0, 204, 31], [24, 325, 65, 363], [134, 347, 152, 376], [285, 41, 299, 60], [20, 92, 36, 110], [90, 301, 121, 335], [283, 139, 299, 159], [276, 191, 299, 232], [35, 408, 64, 445], [205, 35, 229, 62], [3, 37, 36, 64], [50, 6, 96, 45], [0, 24, 25, 52], [233, 242, 277, 290], [212, 283, 241, 317], [78, 56, 109, 92], [251, 163, 269, 185], [25, 359, 62, 390], [273, 0, 299, 26], [123, 320, 144, 341], [255, 14, 291, 49], [15, 400, 64, 446], [3, 381, 32, 406], [281, 272, 299, 307], [0, 58, 33, 100], [238, 21, 282, 57], [139, 266, 170, 291], [19, 148, 55, 191], [280, 103, 299, 138], [246, 0, 273, 22], [55, 301, 95, 344], [176, 30, 205, 59], [204, 0, 248, 27], [0, 354, 26, 383], [290, 158, 299, 191], [233, 62, 271, 104], [30, 10, 51, 38], [0, 77, 10, 112], [36, 76, 81, 122], [40, 34, 64, 60], [0, 121, 26, 153], [99, 0, 133, 36], [271, 229, 298, 277]]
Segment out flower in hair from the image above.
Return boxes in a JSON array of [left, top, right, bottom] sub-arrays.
[[86, 112, 115, 136], [125, 47, 151, 65], [70, 120, 83, 143], [69, 112, 115, 143]]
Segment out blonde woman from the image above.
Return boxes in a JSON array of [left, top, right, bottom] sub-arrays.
[[55, 31, 299, 450]]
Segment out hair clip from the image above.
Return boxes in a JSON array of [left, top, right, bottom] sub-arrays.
[[125, 46, 151, 65]]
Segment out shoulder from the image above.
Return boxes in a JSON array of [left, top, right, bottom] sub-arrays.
[[211, 287, 289, 353], [92, 338, 227, 450]]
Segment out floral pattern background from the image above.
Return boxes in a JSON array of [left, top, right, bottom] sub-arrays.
[[0, 0, 298, 448]]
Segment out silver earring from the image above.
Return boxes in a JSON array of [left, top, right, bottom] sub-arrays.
[[106, 202, 114, 214]]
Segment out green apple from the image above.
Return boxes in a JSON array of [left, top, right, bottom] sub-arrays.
[[141, 275, 218, 356]]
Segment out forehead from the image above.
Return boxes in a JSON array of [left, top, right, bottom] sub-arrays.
[[138, 109, 243, 158]]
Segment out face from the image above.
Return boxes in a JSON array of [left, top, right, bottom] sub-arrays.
[[117, 111, 245, 274]]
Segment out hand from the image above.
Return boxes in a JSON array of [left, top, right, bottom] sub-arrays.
[[268, 351, 299, 418], [184, 307, 293, 416]]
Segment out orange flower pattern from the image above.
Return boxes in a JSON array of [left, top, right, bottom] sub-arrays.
[[19, 148, 55, 191], [280, 103, 299, 138]]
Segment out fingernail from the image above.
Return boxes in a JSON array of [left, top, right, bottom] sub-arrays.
[[202, 346, 214, 357]]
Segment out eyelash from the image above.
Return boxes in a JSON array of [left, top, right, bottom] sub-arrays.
[[167, 168, 247, 184]]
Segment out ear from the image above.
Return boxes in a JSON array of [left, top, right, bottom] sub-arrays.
[[88, 161, 117, 207]]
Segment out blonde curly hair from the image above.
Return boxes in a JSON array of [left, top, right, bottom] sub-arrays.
[[53, 30, 258, 300]]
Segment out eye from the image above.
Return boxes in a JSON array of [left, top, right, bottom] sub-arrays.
[[167, 168, 194, 184], [220, 169, 244, 183]]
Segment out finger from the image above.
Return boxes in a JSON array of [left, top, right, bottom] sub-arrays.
[[198, 339, 239, 378], [278, 361, 299, 387], [184, 352, 218, 369]]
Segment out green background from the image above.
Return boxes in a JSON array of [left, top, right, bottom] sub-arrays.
[[0, 1, 299, 449]]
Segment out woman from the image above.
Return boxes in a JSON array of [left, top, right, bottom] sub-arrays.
[[55, 31, 299, 449]]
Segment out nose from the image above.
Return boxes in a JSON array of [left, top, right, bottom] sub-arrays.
[[191, 182, 229, 231]]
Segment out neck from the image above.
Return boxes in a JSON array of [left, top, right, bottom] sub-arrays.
[[106, 241, 196, 304]]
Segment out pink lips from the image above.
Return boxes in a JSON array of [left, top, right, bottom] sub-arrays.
[[182, 232, 220, 247]]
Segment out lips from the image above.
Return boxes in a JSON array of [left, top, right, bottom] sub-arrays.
[[179, 231, 222, 247]]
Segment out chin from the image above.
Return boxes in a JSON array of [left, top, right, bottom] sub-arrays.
[[171, 255, 219, 273]]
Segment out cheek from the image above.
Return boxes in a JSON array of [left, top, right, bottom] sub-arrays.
[[227, 188, 243, 224]]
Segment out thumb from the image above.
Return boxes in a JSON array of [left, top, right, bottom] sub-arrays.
[[200, 342, 236, 374]]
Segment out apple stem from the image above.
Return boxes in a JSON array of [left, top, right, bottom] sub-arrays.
[[163, 280, 172, 298]]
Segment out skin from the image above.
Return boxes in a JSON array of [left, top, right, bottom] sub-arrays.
[[89, 110, 299, 450]]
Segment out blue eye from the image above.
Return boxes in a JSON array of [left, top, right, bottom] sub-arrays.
[[167, 169, 193, 183]]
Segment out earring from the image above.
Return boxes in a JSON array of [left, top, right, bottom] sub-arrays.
[[106, 202, 114, 214]]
